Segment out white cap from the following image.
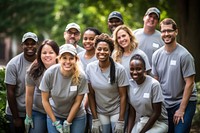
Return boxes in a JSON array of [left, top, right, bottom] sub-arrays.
[[22, 32, 38, 42], [65, 23, 81, 32], [59, 44, 77, 56]]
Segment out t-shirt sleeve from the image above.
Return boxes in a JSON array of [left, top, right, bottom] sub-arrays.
[[181, 54, 196, 78], [4, 63, 17, 85], [78, 73, 89, 95], [152, 81, 164, 103]]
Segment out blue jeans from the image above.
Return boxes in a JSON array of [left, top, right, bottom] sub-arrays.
[[29, 110, 47, 133], [6, 114, 25, 133], [166, 101, 197, 133], [47, 115, 86, 133]]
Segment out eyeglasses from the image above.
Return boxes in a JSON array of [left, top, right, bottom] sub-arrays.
[[67, 31, 80, 36], [161, 29, 175, 34]]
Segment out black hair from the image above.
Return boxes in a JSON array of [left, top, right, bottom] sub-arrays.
[[94, 33, 115, 84], [130, 54, 146, 70], [84, 27, 101, 35]]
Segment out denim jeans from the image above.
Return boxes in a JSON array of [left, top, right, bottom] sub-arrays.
[[166, 101, 197, 133], [29, 110, 47, 133], [47, 115, 86, 133], [6, 114, 25, 133]]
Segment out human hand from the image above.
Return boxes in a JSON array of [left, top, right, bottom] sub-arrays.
[[63, 120, 72, 133], [114, 120, 125, 133], [91, 119, 102, 133], [24, 115, 34, 133], [173, 109, 184, 124], [52, 120, 63, 133]]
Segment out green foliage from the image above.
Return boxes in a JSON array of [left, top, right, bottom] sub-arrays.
[[0, 68, 7, 132], [192, 81, 200, 127]]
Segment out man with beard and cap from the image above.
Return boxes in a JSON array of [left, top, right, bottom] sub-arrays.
[[4, 32, 38, 133], [108, 11, 124, 36], [64, 22, 85, 53]]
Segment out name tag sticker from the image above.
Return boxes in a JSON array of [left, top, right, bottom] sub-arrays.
[[170, 60, 176, 66], [70, 86, 77, 91], [143, 93, 149, 98], [152, 43, 159, 48]]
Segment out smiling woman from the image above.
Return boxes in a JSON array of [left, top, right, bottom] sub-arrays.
[[86, 33, 129, 132], [39, 44, 88, 133]]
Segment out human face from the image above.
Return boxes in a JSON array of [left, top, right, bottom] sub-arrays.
[[95, 41, 111, 62], [108, 18, 123, 33], [130, 59, 145, 85], [64, 28, 81, 45], [143, 13, 159, 29], [59, 52, 77, 72], [160, 24, 177, 44], [41, 44, 58, 69], [82, 30, 96, 51], [23, 38, 37, 57], [117, 29, 131, 49]]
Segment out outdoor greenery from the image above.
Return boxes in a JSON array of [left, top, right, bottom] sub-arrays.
[[0, 68, 7, 132], [0, 0, 200, 132]]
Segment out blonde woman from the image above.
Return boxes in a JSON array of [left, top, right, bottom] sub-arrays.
[[40, 44, 88, 133], [112, 25, 151, 76]]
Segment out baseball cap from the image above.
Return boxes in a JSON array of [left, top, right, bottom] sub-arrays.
[[108, 11, 123, 22], [22, 32, 38, 43], [145, 7, 160, 20], [65, 23, 81, 32], [59, 44, 77, 56]]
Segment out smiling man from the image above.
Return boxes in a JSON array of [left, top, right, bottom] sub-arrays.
[[152, 18, 197, 133], [108, 11, 124, 36], [5, 32, 38, 133], [133, 7, 164, 66]]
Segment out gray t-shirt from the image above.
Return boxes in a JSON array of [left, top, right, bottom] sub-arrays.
[[152, 44, 197, 108], [128, 76, 168, 124], [76, 45, 85, 53], [78, 51, 97, 71], [4, 53, 32, 117], [121, 48, 151, 78], [133, 29, 164, 66], [39, 64, 88, 118], [26, 67, 46, 114], [86, 61, 129, 115]]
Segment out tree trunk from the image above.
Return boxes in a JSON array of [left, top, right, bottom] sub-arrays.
[[177, 0, 200, 81]]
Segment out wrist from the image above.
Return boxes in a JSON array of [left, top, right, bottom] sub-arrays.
[[64, 120, 72, 125]]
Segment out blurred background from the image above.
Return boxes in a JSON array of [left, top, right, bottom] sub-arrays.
[[0, 0, 199, 82], [0, 0, 200, 132]]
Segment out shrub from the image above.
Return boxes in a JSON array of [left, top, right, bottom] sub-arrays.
[[0, 67, 7, 132]]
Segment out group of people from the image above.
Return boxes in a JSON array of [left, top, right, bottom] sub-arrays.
[[4, 6, 197, 133]]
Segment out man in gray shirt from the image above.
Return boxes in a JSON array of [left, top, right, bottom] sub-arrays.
[[152, 18, 197, 133], [133, 7, 164, 66], [64, 22, 85, 53], [4, 32, 38, 133]]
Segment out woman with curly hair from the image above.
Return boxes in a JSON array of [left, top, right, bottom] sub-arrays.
[[86, 33, 129, 133]]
